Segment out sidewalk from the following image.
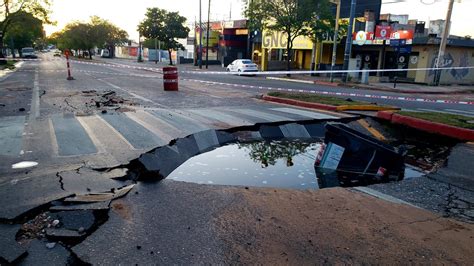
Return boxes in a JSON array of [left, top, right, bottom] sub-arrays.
[[266, 75, 474, 94]]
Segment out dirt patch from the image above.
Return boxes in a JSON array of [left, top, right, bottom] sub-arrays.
[[49, 90, 137, 115], [111, 199, 132, 222], [214, 187, 474, 264]]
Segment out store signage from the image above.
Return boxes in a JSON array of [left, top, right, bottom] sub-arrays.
[[354, 31, 368, 46], [262, 30, 313, 50], [390, 30, 414, 40], [375, 26, 391, 40]]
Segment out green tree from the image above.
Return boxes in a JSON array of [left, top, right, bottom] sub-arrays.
[[138, 8, 189, 65], [4, 11, 45, 57], [0, 0, 52, 62], [89, 16, 128, 58], [245, 0, 331, 72], [52, 17, 128, 59]]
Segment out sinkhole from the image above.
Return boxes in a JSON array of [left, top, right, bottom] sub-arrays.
[[129, 121, 430, 190], [166, 139, 424, 190]]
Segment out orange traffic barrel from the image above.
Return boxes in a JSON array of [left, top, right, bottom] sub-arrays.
[[163, 66, 178, 91]]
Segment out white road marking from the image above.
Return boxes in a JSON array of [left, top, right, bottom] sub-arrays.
[[29, 71, 40, 120]]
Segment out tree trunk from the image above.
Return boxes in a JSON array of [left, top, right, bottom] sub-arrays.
[[168, 49, 173, 65], [0, 36, 5, 65], [88, 49, 92, 59], [286, 34, 292, 77]]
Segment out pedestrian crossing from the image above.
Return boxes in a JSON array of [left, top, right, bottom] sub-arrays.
[[0, 107, 339, 162]]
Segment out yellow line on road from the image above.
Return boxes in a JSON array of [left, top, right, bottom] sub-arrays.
[[357, 120, 386, 141]]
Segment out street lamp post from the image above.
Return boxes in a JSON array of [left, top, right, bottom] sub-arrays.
[[199, 0, 203, 69], [434, 0, 455, 85], [329, 0, 341, 82], [138, 34, 143, 62], [206, 0, 211, 69], [342, 0, 357, 83], [153, 22, 158, 64]]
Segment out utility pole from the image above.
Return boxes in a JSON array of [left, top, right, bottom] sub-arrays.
[[434, 0, 455, 86], [153, 23, 158, 64], [329, 0, 341, 82], [206, 0, 211, 69], [138, 34, 143, 62], [342, 0, 356, 83], [199, 0, 203, 69]]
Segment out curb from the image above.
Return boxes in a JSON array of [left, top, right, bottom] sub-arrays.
[[377, 111, 474, 141], [336, 105, 400, 112], [262, 95, 398, 113], [265, 76, 470, 95], [262, 95, 338, 111], [0, 61, 23, 82]]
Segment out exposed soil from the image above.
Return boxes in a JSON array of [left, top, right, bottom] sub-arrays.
[[214, 187, 474, 264]]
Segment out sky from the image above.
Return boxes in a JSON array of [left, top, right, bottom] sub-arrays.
[[44, 0, 474, 41], [44, 0, 245, 41]]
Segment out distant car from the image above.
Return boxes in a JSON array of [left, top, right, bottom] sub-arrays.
[[101, 49, 110, 58], [21, 47, 37, 58], [226, 59, 258, 74], [53, 51, 62, 57]]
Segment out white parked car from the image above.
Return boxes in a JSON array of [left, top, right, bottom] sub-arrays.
[[21, 47, 37, 58], [226, 59, 258, 74]]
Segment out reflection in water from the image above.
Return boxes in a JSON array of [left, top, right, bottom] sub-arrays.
[[167, 140, 424, 190], [238, 141, 314, 168], [168, 140, 323, 190]]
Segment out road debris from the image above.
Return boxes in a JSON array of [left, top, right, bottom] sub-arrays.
[[11, 161, 38, 169], [45, 242, 56, 249], [315, 123, 406, 186], [63, 184, 135, 203]]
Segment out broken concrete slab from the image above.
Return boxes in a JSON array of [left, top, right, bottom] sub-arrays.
[[60, 168, 125, 194], [0, 175, 73, 221], [49, 210, 95, 231], [46, 228, 83, 240], [259, 125, 284, 139], [192, 129, 220, 152], [49, 201, 111, 211], [17, 239, 70, 266], [0, 224, 26, 263], [279, 123, 311, 138], [303, 123, 326, 138], [174, 136, 201, 160], [215, 131, 237, 145], [63, 184, 135, 203], [72, 180, 234, 265]]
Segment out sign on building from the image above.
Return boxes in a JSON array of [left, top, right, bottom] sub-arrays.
[[375, 25, 391, 40], [262, 30, 313, 50]]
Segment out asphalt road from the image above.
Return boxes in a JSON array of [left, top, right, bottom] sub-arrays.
[[0, 53, 345, 178], [88, 57, 474, 116], [1, 54, 473, 264]]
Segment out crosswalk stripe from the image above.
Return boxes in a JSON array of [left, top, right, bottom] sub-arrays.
[[187, 108, 254, 127], [100, 113, 164, 150], [270, 107, 337, 120], [125, 111, 177, 144], [76, 116, 107, 154], [51, 114, 97, 156], [227, 108, 294, 122], [0, 116, 25, 156], [148, 109, 210, 135]]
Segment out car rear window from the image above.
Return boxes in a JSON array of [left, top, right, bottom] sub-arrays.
[[22, 48, 34, 53]]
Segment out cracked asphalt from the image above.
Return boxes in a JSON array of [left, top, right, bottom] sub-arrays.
[[0, 54, 473, 264]]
